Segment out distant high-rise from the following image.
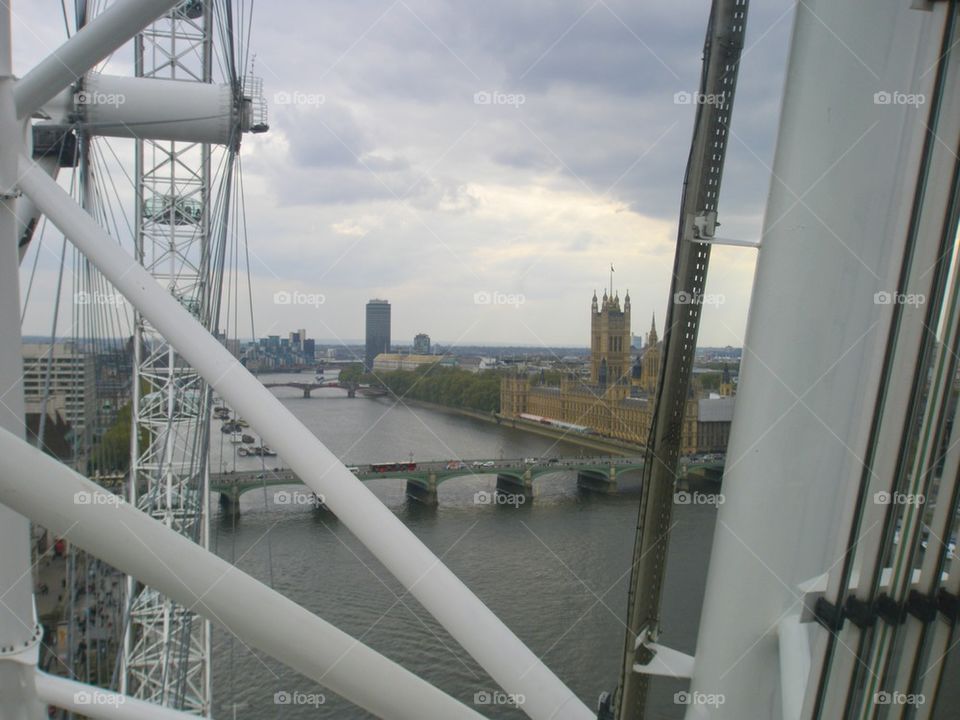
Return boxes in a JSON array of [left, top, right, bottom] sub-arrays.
[[365, 299, 391, 370], [413, 333, 431, 355]]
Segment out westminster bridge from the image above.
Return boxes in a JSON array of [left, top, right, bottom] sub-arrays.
[[210, 456, 724, 512]]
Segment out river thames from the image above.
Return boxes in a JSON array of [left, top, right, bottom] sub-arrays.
[[208, 376, 720, 719], [208, 381, 960, 719]]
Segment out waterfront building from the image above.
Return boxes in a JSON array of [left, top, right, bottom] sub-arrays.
[[500, 290, 705, 452], [637, 313, 661, 394], [589, 288, 631, 386], [697, 396, 735, 452], [244, 329, 317, 370], [365, 299, 391, 371], [372, 353, 439, 373]]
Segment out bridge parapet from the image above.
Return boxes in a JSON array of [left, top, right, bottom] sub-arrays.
[[208, 456, 690, 509]]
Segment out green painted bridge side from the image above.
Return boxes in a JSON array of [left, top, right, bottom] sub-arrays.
[[211, 458, 722, 500]]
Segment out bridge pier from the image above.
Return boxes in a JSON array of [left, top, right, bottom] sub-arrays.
[[218, 490, 241, 517], [495, 472, 533, 501], [576, 467, 617, 494], [406, 473, 438, 506]]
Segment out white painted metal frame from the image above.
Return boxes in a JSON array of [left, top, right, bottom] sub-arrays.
[[0, 2, 592, 718], [17, 154, 592, 720], [0, 6, 45, 716], [122, 4, 215, 713], [0, 429, 486, 720], [686, 2, 959, 719]]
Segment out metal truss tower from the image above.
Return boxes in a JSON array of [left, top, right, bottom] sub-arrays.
[[122, 2, 215, 712]]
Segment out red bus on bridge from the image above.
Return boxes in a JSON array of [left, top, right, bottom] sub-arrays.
[[370, 461, 417, 473]]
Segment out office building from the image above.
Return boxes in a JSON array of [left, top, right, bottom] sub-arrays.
[[22, 342, 97, 455], [413, 333, 431, 355], [365, 299, 391, 371]]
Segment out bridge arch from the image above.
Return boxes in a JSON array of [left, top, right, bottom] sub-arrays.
[[208, 457, 673, 512]]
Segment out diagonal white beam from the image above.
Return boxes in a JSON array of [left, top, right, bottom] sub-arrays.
[[17, 157, 593, 720], [34, 672, 201, 720], [0, 429, 485, 720], [13, 0, 180, 118]]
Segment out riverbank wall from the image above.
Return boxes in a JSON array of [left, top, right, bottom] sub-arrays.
[[391, 397, 645, 457]]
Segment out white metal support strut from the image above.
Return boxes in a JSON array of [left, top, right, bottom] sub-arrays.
[[3, 1, 589, 717], [16, 157, 593, 720], [0, 433, 487, 720], [0, 4, 45, 717]]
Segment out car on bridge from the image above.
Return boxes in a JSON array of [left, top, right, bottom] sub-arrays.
[[446, 461, 467, 470], [237, 445, 278, 457]]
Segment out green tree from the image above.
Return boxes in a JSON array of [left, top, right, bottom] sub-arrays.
[[375, 365, 502, 413], [337, 363, 363, 384], [88, 402, 142, 474]]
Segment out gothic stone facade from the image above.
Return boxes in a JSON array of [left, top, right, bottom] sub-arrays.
[[500, 290, 698, 453]]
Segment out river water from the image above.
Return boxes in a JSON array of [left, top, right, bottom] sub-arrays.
[[208, 375, 715, 719], [206, 377, 958, 719]]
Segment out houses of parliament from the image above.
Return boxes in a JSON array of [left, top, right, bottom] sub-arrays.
[[500, 287, 733, 452]]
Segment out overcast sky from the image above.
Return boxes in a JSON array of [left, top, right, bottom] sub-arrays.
[[17, 0, 796, 349]]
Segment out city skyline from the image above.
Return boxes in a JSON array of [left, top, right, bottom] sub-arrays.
[[13, 1, 793, 348]]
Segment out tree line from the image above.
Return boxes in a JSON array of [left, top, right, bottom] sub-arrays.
[[358, 364, 502, 413]]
